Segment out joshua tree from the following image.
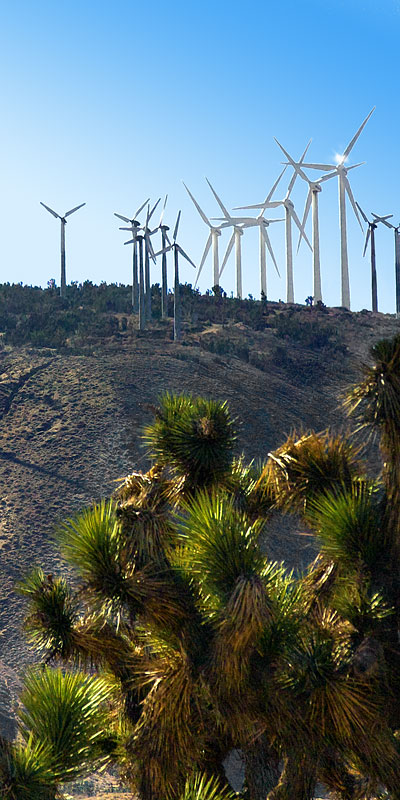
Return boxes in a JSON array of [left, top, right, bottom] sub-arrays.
[[11, 366, 400, 799]]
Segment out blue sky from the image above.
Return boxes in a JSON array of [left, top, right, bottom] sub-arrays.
[[1, 0, 400, 312]]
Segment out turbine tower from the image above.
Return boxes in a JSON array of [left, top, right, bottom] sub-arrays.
[[204, 178, 245, 298], [299, 108, 375, 309], [235, 143, 312, 303], [154, 212, 196, 341], [183, 182, 228, 290], [114, 197, 149, 311], [143, 199, 160, 320], [356, 203, 393, 312], [158, 196, 170, 319], [40, 202, 86, 298], [371, 213, 400, 317], [123, 225, 146, 330]]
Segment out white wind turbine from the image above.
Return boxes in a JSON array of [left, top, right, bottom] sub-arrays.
[[204, 178, 246, 298], [114, 197, 149, 311], [40, 201, 86, 298], [154, 211, 196, 341], [370, 212, 400, 317], [355, 203, 393, 313], [275, 139, 334, 304], [298, 108, 375, 309], [234, 142, 312, 303], [183, 182, 230, 290], [212, 209, 284, 300]]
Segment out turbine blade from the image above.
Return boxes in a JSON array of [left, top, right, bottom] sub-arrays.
[[205, 177, 231, 220], [265, 167, 287, 202], [40, 202, 59, 219], [134, 197, 150, 219], [363, 227, 371, 257], [375, 217, 395, 229], [173, 211, 181, 241], [183, 181, 211, 227], [274, 139, 310, 183], [300, 162, 336, 170], [124, 239, 135, 245], [159, 194, 168, 226], [341, 107, 375, 163], [233, 201, 282, 210], [154, 245, 173, 257], [355, 201, 369, 225], [372, 212, 394, 223], [147, 234, 157, 262], [176, 244, 196, 268], [199, 232, 212, 275], [290, 206, 312, 251], [119, 226, 135, 231], [297, 189, 312, 253], [197, 232, 212, 282], [219, 232, 235, 278], [148, 198, 161, 223], [344, 177, 363, 231], [286, 139, 311, 197], [262, 226, 281, 278], [317, 170, 338, 184], [64, 203, 85, 217], [114, 213, 131, 223]]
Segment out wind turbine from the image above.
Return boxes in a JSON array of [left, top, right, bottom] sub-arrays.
[[183, 182, 230, 290], [212, 209, 283, 300], [356, 203, 393, 312], [114, 197, 149, 311], [40, 201, 86, 298], [275, 139, 334, 305], [154, 211, 196, 341], [158, 196, 170, 319], [370, 213, 400, 317], [142, 200, 160, 320], [204, 178, 245, 298], [298, 108, 375, 309], [123, 227, 146, 330], [234, 142, 312, 303]]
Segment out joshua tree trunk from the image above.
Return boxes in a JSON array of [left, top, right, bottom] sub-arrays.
[[243, 735, 280, 800], [267, 750, 316, 800]]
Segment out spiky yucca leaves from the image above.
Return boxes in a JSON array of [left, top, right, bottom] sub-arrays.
[[306, 481, 389, 579], [179, 771, 236, 800], [266, 431, 363, 514], [345, 335, 400, 574], [18, 667, 114, 784], [16, 568, 79, 661], [178, 492, 270, 689], [58, 499, 191, 633], [143, 393, 237, 492], [224, 457, 274, 521], [114, 465, 177, 568], [0, 735, 56, 800], [345, 335, 400, 450], [131, 644, 211, 800]]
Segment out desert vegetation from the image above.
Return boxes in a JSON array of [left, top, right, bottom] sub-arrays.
[[3, 334, 400, 798], [0, 281, 348, 352]]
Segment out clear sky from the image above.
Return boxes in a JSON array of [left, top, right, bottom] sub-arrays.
[[1, 0, 400, 312]]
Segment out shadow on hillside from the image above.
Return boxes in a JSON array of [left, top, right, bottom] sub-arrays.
[[0, 449, 87, 490]]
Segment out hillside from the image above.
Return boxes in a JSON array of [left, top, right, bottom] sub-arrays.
[[0, 293, 399, 745]]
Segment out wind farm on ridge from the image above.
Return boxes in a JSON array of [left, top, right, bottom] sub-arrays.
[[38, 107, 400, 339]]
